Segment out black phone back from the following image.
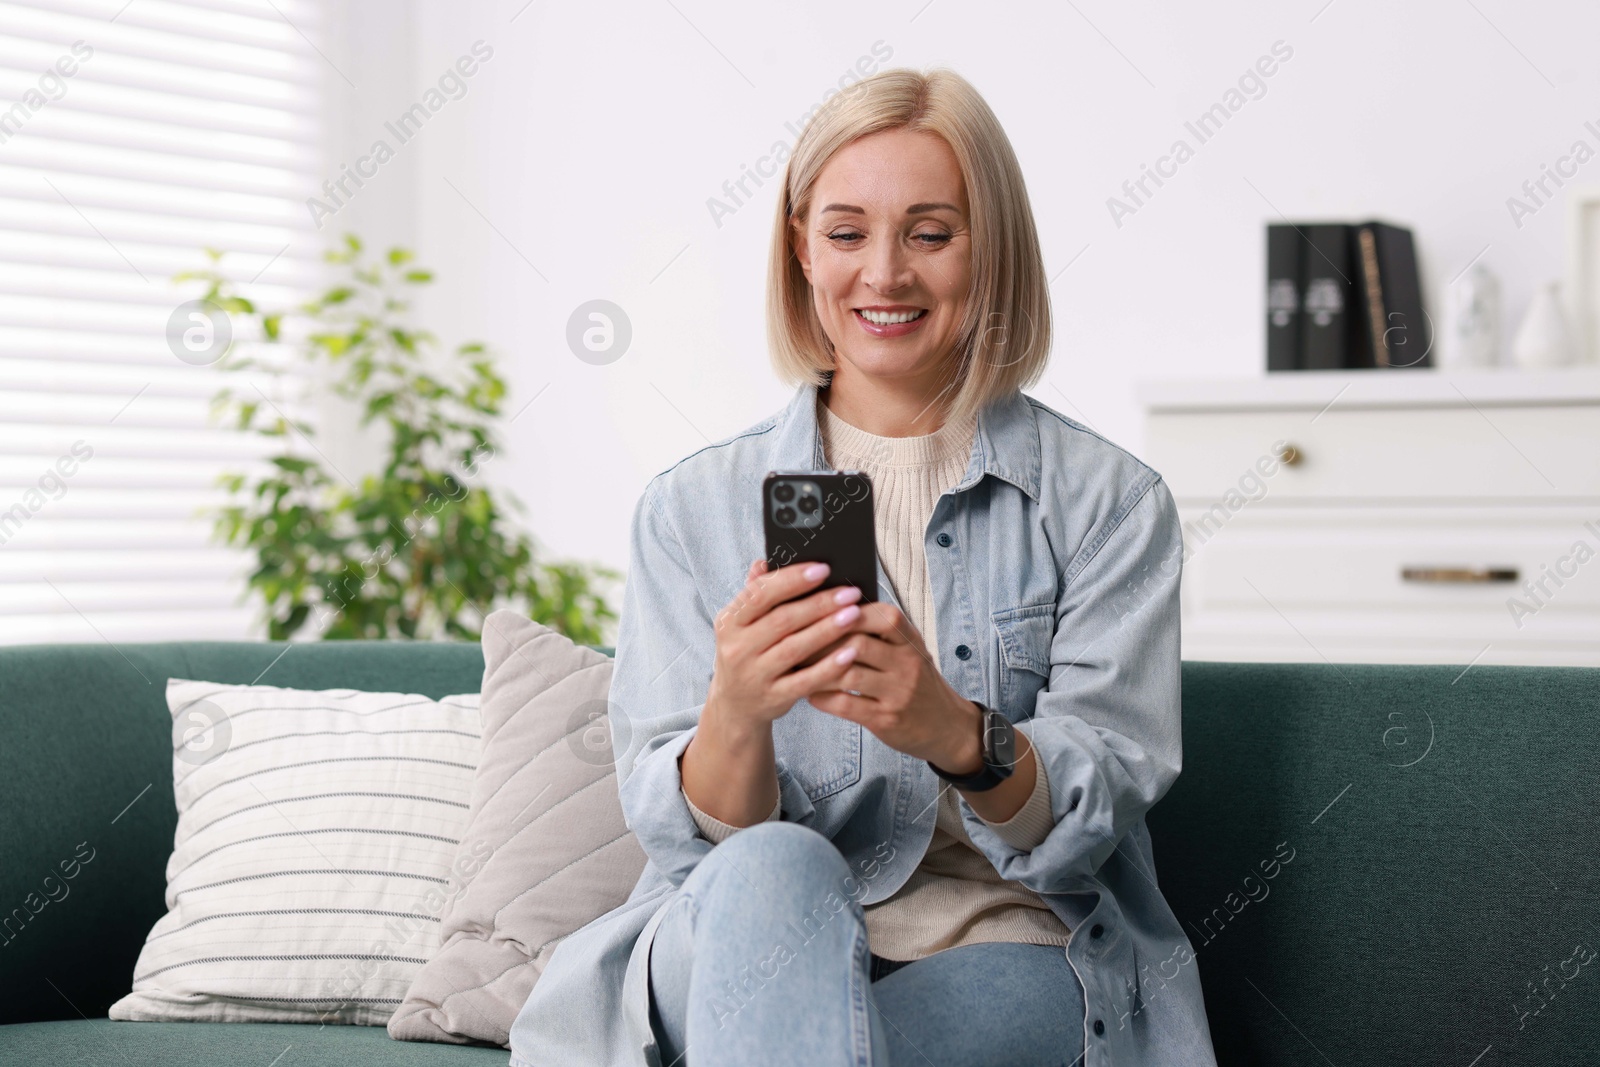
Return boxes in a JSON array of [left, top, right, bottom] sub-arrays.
[[762, 471, 878, 603]]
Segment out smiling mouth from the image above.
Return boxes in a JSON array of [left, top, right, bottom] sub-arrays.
[[855, 308, 927, 325]]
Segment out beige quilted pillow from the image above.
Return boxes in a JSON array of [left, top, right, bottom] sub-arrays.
[[388, 611, 647, 1047]]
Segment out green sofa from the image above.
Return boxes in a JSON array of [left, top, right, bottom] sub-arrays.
[[1, 640, 1596, 1065]]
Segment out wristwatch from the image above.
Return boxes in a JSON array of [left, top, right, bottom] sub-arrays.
[[928, 702, 1016, 792]]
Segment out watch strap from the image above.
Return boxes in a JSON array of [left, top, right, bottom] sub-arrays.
[[928, 704, 1014, 792]]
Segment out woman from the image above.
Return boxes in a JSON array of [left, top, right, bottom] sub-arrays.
[[509, 68, 1216, 1067]]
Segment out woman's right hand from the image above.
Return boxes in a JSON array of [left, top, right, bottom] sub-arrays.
[[681, 559, 865, 828], [704, 558, 866, 728]]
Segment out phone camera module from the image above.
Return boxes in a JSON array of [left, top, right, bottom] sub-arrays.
[[771, 478, 824, 529]]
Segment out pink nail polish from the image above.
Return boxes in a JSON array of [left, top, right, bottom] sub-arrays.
[[833, 605, 861, 627], [834, 586, 862, 605], [804, 563, 829, 581], [835, 646, 858, 666]]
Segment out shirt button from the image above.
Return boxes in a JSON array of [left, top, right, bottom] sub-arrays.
[[1093, 1019, 1105, 1037], [1090, 924, 1104, 939], [936, 532, 952, 547], [954, 644, 972, 661]]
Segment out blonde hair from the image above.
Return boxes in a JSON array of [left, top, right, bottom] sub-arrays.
[[766, 67, 1052, 427]]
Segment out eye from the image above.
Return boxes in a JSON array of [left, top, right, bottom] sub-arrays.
[[912, 232, 952, 248], [825, 230, 865, 245]]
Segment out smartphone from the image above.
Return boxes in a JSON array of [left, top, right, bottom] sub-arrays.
[[762, 471, 878, 603]]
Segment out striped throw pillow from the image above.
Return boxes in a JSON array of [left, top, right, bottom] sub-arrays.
[[109, 678, 480, 1026]]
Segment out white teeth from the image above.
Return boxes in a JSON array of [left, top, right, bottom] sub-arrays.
[[858, 308, 925, 325]]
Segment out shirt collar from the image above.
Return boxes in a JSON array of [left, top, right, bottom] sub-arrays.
[[767, 382, 1042, 503]]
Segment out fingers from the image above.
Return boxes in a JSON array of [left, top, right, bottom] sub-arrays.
[[848, 602, 917, 645], [715, 563, 906, 690], [807, 688, 875, 723], [754, 561, 831, 611], [749, 582, 863, 653], [811, 661, 884, 703], [792, 630, 852, 669], [778, 602, 914, 660], [760, 595, 875, 674], [718, 559, 824, 632], [721, 560, 835, 627], [773, 637, 870, 705], [802, 629, 898, 671]]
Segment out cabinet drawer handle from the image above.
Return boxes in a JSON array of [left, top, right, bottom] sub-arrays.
[[1276, 442, 1302, 467], [1401, 567, 1519, 584]]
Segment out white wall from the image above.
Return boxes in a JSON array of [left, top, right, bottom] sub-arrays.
[[325, 0, 1600, 581]]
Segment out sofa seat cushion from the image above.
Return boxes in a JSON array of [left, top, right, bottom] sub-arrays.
[[0, 1020, 508, 1067]]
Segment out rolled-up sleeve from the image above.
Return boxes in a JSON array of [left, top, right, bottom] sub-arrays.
[[607, 478, 718, 886], [977, 753, 1055, 850], [960, 474, 1185, 895], [685, 788, 782, 843], [610, 477, 813, 887]]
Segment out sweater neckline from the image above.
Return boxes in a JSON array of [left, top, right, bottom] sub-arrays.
[[818, 398, 978, 471]]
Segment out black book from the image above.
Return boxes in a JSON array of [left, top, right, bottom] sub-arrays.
[[1297, 224, 1352, 371], [1265, 224, 1301, 371], [1349, 221, 1431, 368]]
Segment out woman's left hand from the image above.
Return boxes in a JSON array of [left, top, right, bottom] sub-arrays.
[[807, 603, 983, 774]]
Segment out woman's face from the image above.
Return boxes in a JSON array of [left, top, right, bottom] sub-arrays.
[[792, 127, 972, 390]]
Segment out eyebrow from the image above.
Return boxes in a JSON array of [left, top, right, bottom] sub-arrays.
[[817, 202, 962, 216]]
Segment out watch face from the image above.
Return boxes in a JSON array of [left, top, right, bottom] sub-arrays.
[[981, 709, 1016, 775]]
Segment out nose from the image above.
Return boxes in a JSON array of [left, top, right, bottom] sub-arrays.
[[861, 226, 914, 295]]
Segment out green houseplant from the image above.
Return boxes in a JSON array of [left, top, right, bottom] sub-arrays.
[[185, 235, 615, 644]]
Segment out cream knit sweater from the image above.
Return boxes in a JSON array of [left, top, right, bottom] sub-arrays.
[[682, 396, 1073, 961]]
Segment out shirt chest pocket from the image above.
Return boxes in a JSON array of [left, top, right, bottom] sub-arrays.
[[772, 699, 863, 802], [991, 602, 1054, 718]]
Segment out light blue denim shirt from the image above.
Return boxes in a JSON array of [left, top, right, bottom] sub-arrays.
[[509, 383, 1218, 1067]]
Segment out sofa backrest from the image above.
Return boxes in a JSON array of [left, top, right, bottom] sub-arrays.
[[3, 644, 1597, 1066], [0, 640, 485, 1028], [1146, 661, 1600, 1066]]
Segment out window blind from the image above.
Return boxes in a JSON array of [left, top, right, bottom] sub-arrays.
[[0, 0, 324, 643]]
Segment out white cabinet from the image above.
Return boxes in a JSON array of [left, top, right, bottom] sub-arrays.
[[1139, 369, 1600, 666]]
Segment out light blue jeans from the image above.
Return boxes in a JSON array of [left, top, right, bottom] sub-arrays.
[[646, 821, 1086, 1067]]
